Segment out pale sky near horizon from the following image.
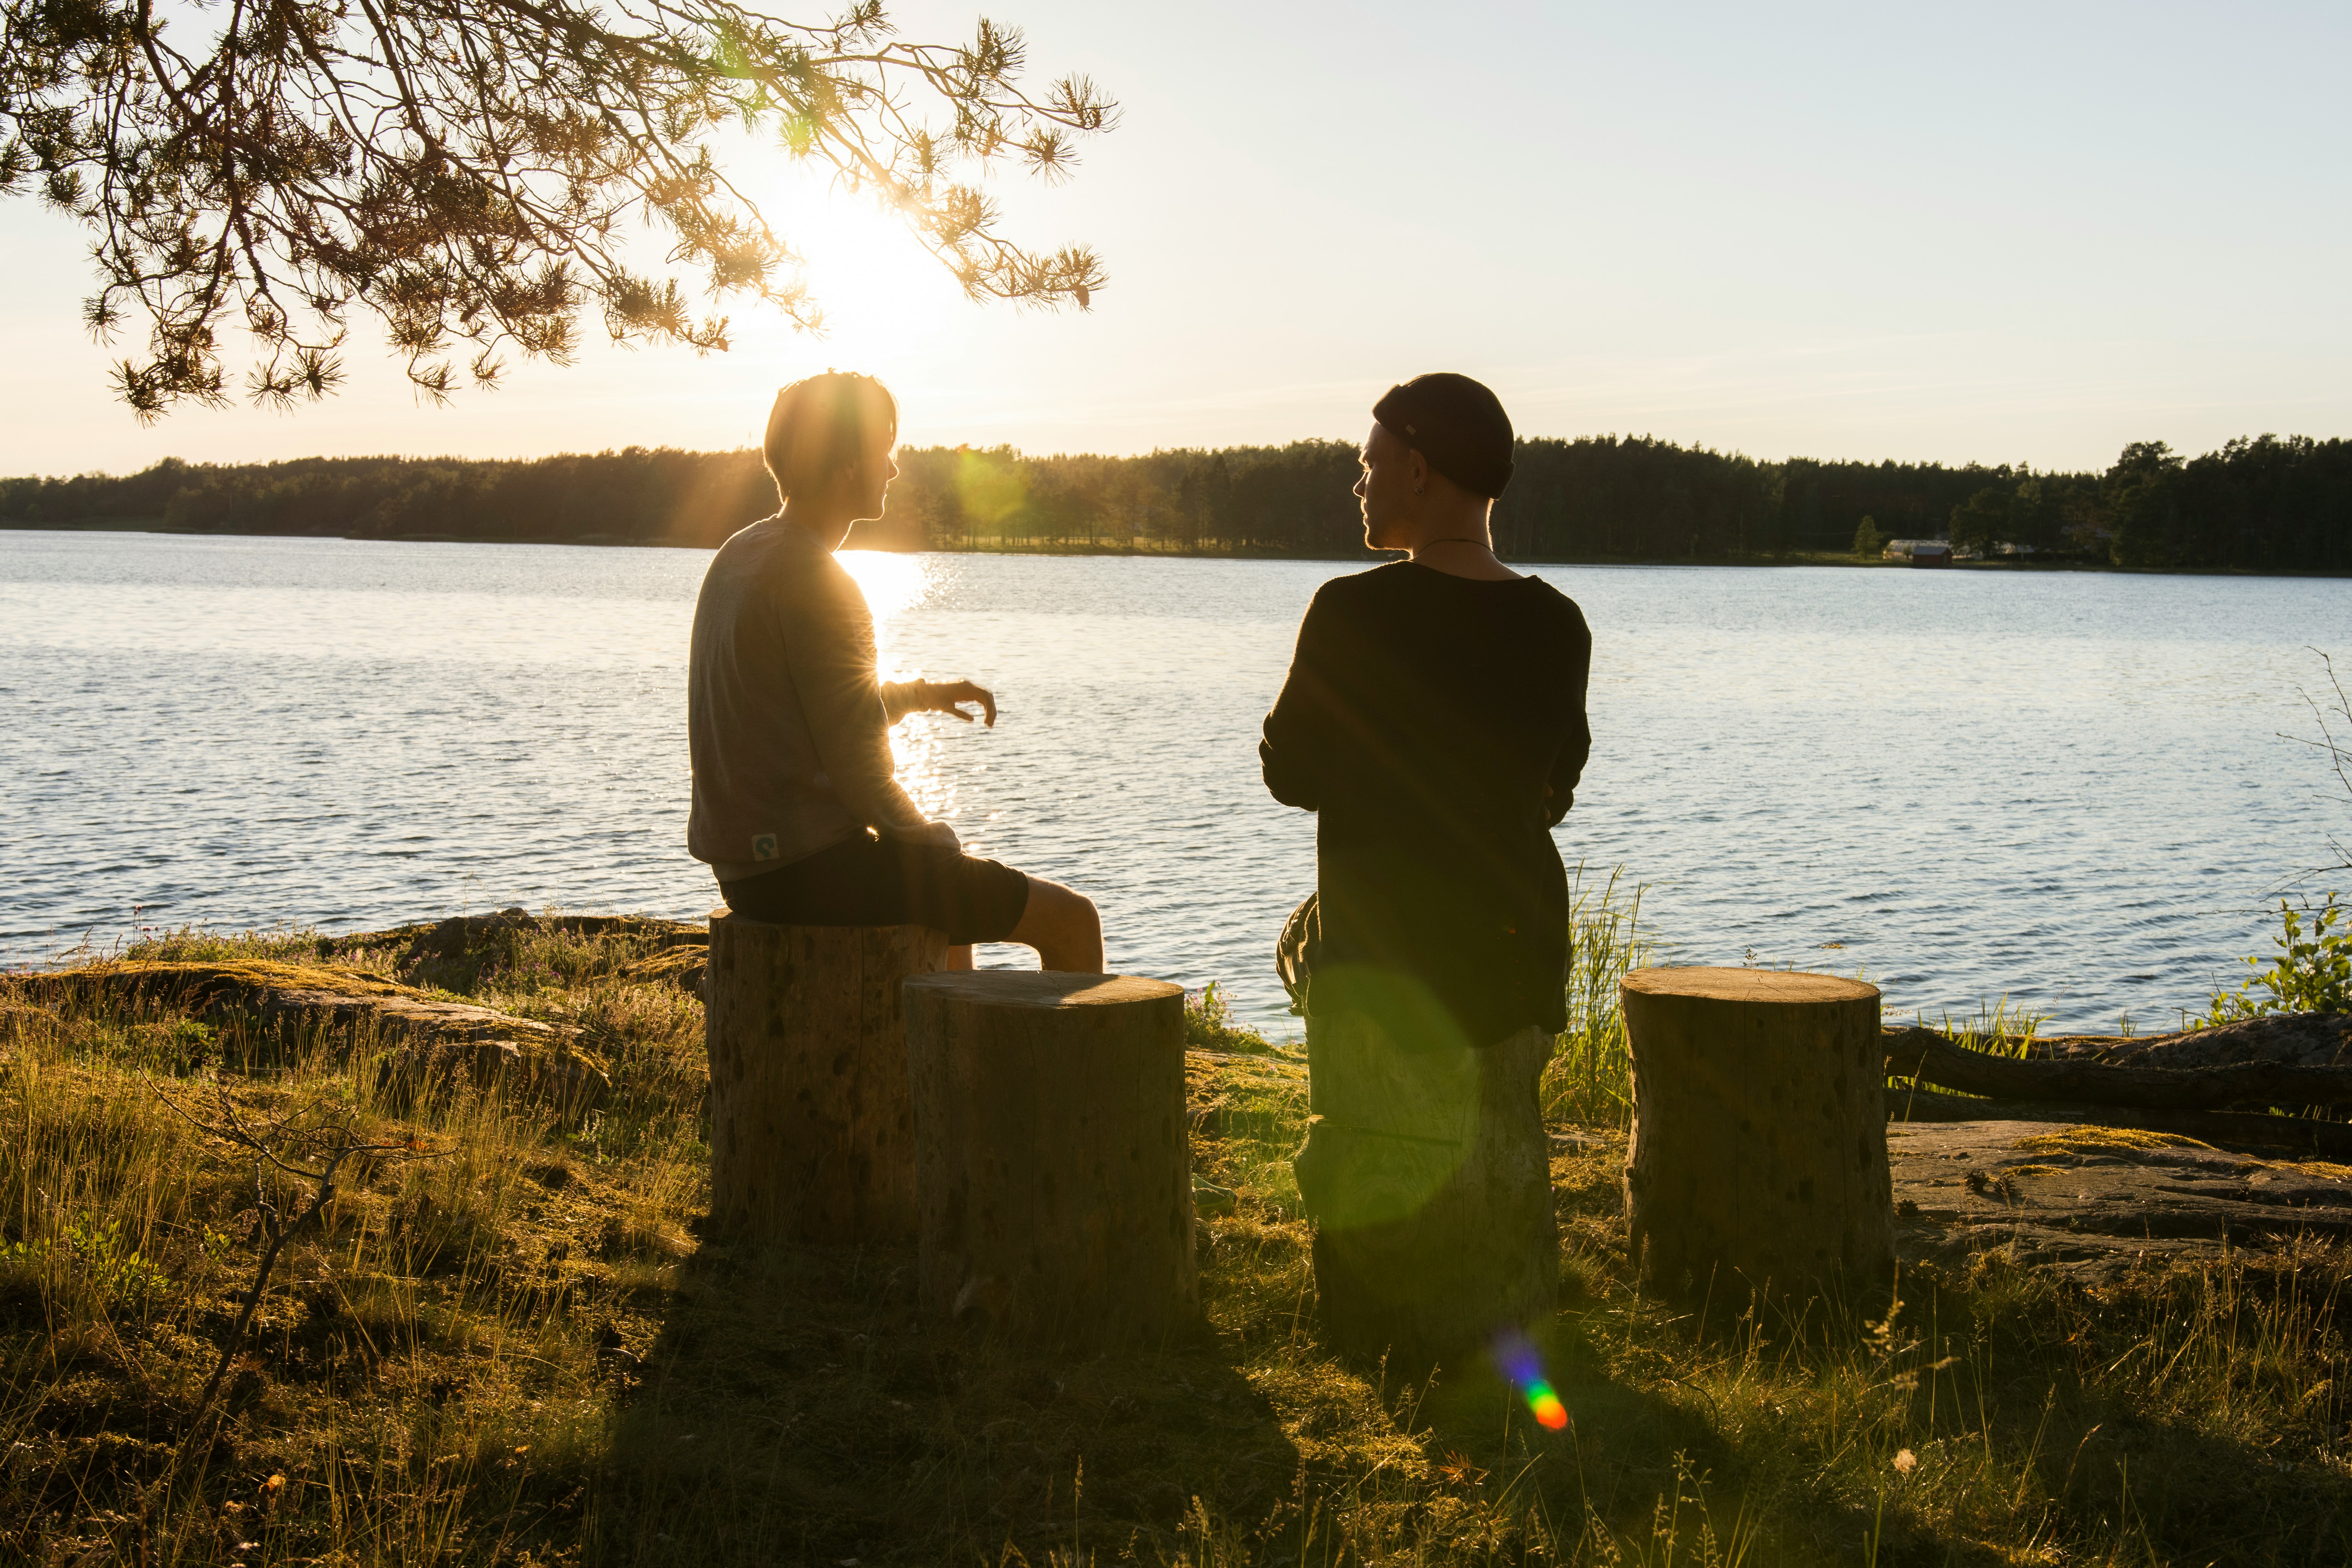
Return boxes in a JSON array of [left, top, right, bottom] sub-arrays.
[[2, 0, 2346, 477]]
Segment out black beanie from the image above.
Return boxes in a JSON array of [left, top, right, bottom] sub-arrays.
[[1372, 373, 1515, 499]]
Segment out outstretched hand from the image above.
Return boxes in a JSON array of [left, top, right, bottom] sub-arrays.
[[926, 679, 997, 728]]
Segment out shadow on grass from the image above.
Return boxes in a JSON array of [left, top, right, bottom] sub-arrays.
[[591, 1235, 1299, 1566]]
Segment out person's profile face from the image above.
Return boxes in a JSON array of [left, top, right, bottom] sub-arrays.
[[851, 418, 900, 523], [1355, 421, 1412, 550]]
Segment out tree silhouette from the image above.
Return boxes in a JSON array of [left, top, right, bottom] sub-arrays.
[[7, 433, 2345, 568], [0, 1, 1114, 417], [1948, 485, 2010, 557]]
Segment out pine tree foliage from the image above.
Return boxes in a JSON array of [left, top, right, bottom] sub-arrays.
[[0, 0, 1115, 417]]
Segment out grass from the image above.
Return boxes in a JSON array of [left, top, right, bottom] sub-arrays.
[[3, 907, 2351, 1565], [1930, 996, 2052, 1059], [1544, 866, 1653, 1129]]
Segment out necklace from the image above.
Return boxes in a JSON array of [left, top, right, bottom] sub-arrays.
[[1420, 537, 1490, 549]]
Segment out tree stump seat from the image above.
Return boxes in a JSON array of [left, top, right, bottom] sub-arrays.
[[903, 971, 1198, 1349], [1621, 966, 1893, 1309], [703, 909, 946, 1245]]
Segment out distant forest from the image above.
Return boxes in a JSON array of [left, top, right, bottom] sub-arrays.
[[4, 432, 2348, 571]]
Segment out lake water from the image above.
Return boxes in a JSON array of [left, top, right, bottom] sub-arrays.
[[5, 529, 2349, 1034]]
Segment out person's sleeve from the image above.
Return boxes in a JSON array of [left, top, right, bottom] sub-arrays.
[[1545, 605, 1594, 827], [879, 680, 927, 725], [1261, 586, 1338, 811], [780, 569, 958, 849]]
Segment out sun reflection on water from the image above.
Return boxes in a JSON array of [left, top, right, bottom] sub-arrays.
[[836, 548, 933, 626], [836, 549, 961, 829], [13, 531, 2334, 1034]]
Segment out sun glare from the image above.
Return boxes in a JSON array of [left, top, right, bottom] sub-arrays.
[[732, 159, 969, 386], [832, 547, 957, 826], [835, 548, 931, 625]]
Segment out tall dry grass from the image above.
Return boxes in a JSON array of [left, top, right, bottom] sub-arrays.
[[0, 907, 2347, 1563]]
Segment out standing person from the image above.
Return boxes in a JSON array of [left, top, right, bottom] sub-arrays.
[[689, 371, 1103, 972], [1261, 372, 1592, 1362]]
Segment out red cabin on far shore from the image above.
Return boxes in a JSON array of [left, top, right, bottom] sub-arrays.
[[1883, 538, 1954, 567]]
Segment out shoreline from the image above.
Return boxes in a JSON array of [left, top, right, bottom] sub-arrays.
[[8, 519, 2345, 578]]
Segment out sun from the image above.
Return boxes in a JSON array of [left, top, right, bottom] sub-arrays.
[[724, 152, 971, 379]]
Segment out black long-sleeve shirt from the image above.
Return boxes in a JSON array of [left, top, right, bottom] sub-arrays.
[[1261, 562, 1593, 1048]]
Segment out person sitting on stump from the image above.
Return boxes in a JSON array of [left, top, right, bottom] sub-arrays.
[[1261, 371, 1593, 1363], [688, 371, 1104, 973]]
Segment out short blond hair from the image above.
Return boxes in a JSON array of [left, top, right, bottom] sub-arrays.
[[762, 372, 897, 500]]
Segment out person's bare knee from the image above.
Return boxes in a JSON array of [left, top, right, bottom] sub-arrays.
[[1009, 876, 1104, 974]]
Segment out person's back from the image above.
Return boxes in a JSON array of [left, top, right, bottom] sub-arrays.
[[1263, 560, 1590, 1049], [691, 519, 904, 876]]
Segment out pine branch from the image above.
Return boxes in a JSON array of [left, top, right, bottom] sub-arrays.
[[0, 0, 1117, 416]]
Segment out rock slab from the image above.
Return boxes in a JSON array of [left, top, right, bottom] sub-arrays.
[[1889, 1120, 2352, 1278]]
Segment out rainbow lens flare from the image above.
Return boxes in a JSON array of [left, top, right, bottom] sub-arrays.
[[1490, 1329, 1570, 1431]]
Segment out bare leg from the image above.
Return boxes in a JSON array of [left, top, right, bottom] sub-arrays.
[[1006, 876, 1105, 974], [944, 944, 976, 971]]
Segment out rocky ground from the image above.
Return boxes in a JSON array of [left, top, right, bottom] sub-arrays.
[[1889, 1119, 2352, 1279]]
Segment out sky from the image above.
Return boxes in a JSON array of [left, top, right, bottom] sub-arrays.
[[2, 0, 2347, 476]]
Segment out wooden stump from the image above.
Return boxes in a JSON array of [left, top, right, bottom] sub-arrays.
[[903, 972, 1197, 1348], [1621, 967, 1893, 1308], [704, 909, 946, 1245]]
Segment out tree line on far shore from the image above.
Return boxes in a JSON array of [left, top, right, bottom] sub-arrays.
[[3, 432, 2345, 570]]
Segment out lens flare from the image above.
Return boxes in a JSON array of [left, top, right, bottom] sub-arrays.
[[1491, 1328, 1570, 1431]]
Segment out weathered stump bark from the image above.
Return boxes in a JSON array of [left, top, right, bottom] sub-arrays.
[[903, 972, 1197, 1348], [1293, 1013, 1557, 1366], [1622, 967, 1893, 1308], [704, 910, 946, 1245]]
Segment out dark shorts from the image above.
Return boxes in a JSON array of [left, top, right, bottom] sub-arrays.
[[718, 830, 1032, 945]]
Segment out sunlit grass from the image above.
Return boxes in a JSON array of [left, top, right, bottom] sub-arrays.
[[1927, 993, 2052, 1058], [0, 907, 2348, 1563], [1544, 863, 1652, 1127]]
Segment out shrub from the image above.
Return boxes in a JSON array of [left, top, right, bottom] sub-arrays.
[[2209, 893, 2352, 1019]]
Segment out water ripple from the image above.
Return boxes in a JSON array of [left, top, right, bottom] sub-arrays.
[[4, 532, 2348, 1034]]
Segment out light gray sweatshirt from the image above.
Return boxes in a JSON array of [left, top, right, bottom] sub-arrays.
[[686, 519, 954, 881]]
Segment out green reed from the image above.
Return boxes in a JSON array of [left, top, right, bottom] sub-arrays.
[[1544, 862, 1653, 1127], [1926, 993, 2052, 1058]]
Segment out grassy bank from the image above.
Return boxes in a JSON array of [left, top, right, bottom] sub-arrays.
[[4, 904, 2351, 1565]]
